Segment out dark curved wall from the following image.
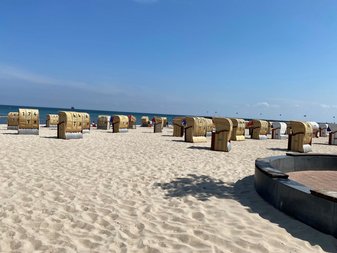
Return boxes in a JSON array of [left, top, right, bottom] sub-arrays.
[[255, 153, 337, 238]]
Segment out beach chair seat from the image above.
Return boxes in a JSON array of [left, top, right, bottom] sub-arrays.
[[112, 115, 129, 133], [18, 108, 39, 135], [58, 111, 83, 139], [230, 118, 245, 141], [97, 115, 111, 130], [308, 122, 319, 138], [7, 112, 19, 130], [271, 122, 287, 139], [205, 118, 214, 137], [78, 113, 90, 133], [319, 123, 328, 137], [173, 117, 185, 137], [128, 115, 137, 129], [46, 114, 59, 128], [141, 116, 149, 127], [250, 120, 268, 140], [184, 117, 207, 143], [287, 121, 312, 153], [153, 117, 163, 133], [211, 118, 233, 152], [162, 117, 168, 128]]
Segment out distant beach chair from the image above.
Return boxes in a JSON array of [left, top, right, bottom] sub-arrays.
[[267, 121, 273, 135], [141, 116, 149, 127], [128, 115, 137, 129], [97, 115, 111, 130], [328, 124, 337, 145], [184, 117, 207, 143], [79, 113, 90, 134], [18, 108, 39, 135], [308, 121, 319, 138], [245, 120, 252, 137], [162, 117, 168, 128], [46, 114, 59, 128], [211, 117, 233, 152], [271, 122, 287, 139], [319, 123, 328, 137], [173, 117, 185, 137], [7, 112, 19, 130], [229, 118, 245, 141], [57, 111, 83, 139], [250, 119, 269, 140], [205, 118, 214, 136], [153, 117, 163, 133], [112, 115, 129, 133], [287, 121, 312, 153]]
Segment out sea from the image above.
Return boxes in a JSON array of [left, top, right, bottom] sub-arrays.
[[0, 104, 185, 125]]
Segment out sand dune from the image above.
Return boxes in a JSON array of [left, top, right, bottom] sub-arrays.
[[0, 124, 336, 252]]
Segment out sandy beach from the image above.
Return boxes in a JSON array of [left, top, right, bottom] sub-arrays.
[[0, 124, 336, 253]]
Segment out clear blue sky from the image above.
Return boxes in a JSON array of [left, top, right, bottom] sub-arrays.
[[1, 0, 337, 122]]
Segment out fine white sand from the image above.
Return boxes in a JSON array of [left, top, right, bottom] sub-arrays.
[[0, 124, 336, 253]]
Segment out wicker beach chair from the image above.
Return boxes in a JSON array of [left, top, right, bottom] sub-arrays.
[[271, 122, 287, 139], [308, 122, 319, 138], [287, 121, 313, 153], [211, 117, 233, 152], [141, 116, 149, 127], [173, 117, 185, 137], [97, 115, 111, 130], [18, 108, 39, 135], [46, 114, 59, 128], [7, 112, 19, 130], [250, 119, 268, 140], [153, 117, 163, 133], [229, 118, 245, 141], [58, 111, 83, 139], [184, 117, 207, 143], [128, 115, 137, 129], [112, 115, 129, 133], [319, 123, 328, 137]]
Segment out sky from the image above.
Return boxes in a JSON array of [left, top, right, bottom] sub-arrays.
[[1, 0, 337, 122]]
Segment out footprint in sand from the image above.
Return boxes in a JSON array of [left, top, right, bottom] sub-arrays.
[[191, 211, 205, 220], [10, 240, 22, 250]]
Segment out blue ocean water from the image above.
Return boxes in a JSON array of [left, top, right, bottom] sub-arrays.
[[0, 104, 185, 125]]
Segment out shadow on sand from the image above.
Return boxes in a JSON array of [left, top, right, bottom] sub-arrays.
[[313, 143, 330, 146], [267, 147, 288, 152], [187, 146, 211, 151], [155, 174, 337, 251], [2, 133, 18, 135], [155, 174, 233, 201], [39, 136, 59, 139]]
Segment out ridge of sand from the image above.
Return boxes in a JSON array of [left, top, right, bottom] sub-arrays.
[[0, 125, 336, 252]]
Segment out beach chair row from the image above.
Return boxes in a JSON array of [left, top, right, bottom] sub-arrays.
[[6, 109, 166, 139], [7, 109, 90, 138], [171, 117, 337, 153], [6, 110, 337, 150]]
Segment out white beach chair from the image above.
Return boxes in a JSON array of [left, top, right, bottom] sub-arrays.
[[318, 123, 328, 137], [307, 121, 319, 138], [271, 122, 287, 139]]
